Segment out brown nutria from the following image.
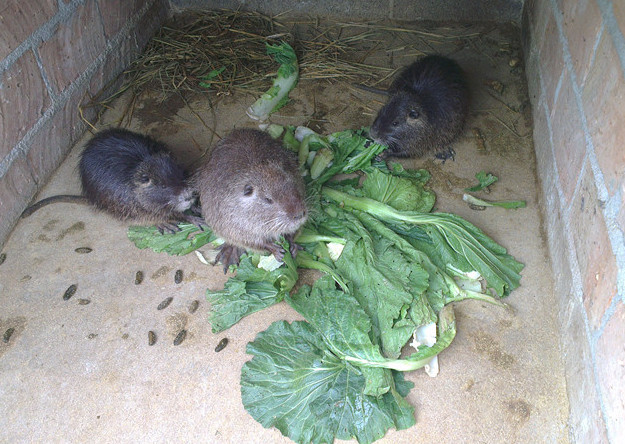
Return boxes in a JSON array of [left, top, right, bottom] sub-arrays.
[[369, 55, 469, 160], [21, 128, 203, 233], [193, 128, 308, 271]]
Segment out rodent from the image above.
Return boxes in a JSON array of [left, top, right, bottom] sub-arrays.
[[369, 54, 469, 160], [193, 128, 308, 271], [22, 128, 203, 232]]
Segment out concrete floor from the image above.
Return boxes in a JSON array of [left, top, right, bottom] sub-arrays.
[[0, 20, 569, 443]]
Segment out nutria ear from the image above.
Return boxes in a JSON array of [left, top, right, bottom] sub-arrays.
[[243, 184, 254, 196], [408, 109, 420, 119]]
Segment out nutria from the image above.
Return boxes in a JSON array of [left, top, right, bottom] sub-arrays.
[[369, 55, 469, 160], [193, 128, 308, 271], [22, 128, 203, 233]]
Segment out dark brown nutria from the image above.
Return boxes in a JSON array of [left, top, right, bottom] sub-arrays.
[[21, 128, 203, 233], [369, 55, 469, 160], [193, 128, 308, 271]]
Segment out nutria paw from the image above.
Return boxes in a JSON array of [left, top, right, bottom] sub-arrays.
[[264, 242, 287, 262], [215, 244, 246, 273], [284, 233, 303, 259], [183, 214, 207, 231], [435, 147, 456, 163], [156, 222, 183, 234]]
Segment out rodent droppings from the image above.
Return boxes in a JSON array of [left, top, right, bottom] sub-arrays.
[[134, 271, 144, 285], [215, 338, 229, 352], [157, 297, 173, 311], [173, 329, 187, 346], [63, 284, 77, 301], [188, 300, 200, 314], [174, 269, 183, 284]]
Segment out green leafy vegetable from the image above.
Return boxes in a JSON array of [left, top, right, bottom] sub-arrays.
[[207, 249, 298, 333], [465, 171, 498, 192], [127, 223, 217, 256], [463, 193, 527, 209], [198, 66, 226, 89], [310, 147, 334, 179], [241, 276, 457, 443], [361, 167, 435, 213], [246, 42, 299, 121], [321, 187, 523, 297], [314, 130, 387, 185], [288, 276, 454, 373], [241, 319, 416, 444]]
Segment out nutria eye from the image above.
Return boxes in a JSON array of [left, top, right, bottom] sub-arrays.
[[392, 120, 399, 127], [264, 197, 273, 204], [139, 174, 150, 184], [408, 109, 420, 119], [243, 184, 254, 196]]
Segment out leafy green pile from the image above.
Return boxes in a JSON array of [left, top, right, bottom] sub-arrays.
[[127, 127, 524, 444]]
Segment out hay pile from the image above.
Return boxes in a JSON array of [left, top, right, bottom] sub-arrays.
[[81, 10, 398, 126]]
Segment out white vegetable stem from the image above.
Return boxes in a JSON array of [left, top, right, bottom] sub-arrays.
[[246, 43, 299, 121]]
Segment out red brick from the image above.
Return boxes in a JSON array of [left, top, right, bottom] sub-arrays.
[[595, 303, 625, 441], [27, 86, 94, 185], [0, 0, 57, 60], [0, 51, 51, 160], [38, 0, 107, 94], [558, 0, 602, 87], [97, 0, 144, 39], [571, 165, 617, 331], [551, 70, 586, 205], [88, 33, 139, 101], [582, 33, 625, 196], [540, 15, 565, 111], [526, 0, 553, 45], [0, 154, 37, 241], [559, 288, 609, 444], [582, 234, 618, 332]]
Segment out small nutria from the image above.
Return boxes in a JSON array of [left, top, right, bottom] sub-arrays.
[[22, 128, 203, 232], [193, 128, 308, 271], [369, 55, 469, 160]]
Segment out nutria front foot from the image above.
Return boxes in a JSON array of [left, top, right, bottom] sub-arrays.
[[263, 236, 301, 262], [157, 222, 183, 234], [215, 244, 246, 273], [284, 233, 303, 259], [183, 214, 207, 231], [435, 147, 456, 162]]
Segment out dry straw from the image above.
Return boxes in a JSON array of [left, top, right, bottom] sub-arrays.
[[80, 10, 398, 126]]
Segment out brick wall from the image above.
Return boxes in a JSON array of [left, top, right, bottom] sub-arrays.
[[0, 0, 169, 247], [523, 0, 625, 442]]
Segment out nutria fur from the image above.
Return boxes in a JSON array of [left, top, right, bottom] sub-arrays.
[[369, 55, 469, 159], [193, 128, 308, 271], [22, 128, 202, 232]]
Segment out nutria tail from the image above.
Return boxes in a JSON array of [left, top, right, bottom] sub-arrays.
[[21, 195, 89, 218]]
